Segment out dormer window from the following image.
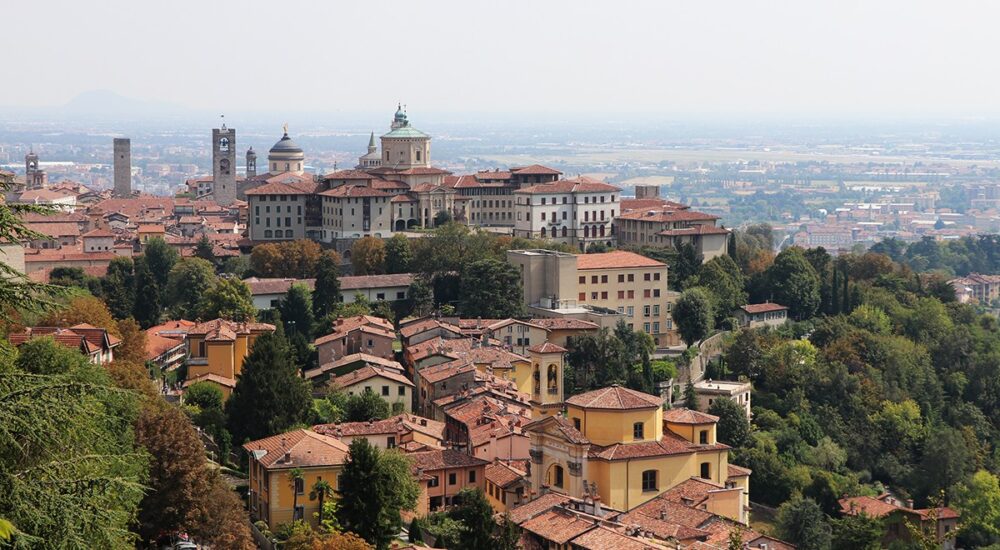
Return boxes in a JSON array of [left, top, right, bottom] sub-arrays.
[[699, 430, 709, 444]]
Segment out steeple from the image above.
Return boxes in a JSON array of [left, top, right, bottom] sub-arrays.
[[367, 132, 377, 154]]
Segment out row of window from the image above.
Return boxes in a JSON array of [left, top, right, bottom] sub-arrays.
[[427, 469, 477, 487], [256, 205, 301, 215], [255, 194, 299, 202], [530, 195, 618, 206], [579, 289, 661, 301], [580, 272, 662, 284], [262, 229, 295, 239]]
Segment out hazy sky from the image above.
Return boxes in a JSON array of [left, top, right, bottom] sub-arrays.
[[4, 0, 1000, 117]]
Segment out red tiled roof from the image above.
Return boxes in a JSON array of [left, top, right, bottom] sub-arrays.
[[740, 303, 788, 314], [727, 463, 752, 478], [527, 342, 567, 354], [183, 373, 237, 389], [511, 164, 562, 176], [590, 432, 728, 460], [663, 408, 719, 424], [618, 208, 719, 223], [81, 228, 115, 238], [520, 508, 595, 545], [407, 448, 489, 471], [508, 492, 572, 524], [314, 414, 445, 440], [523, 415, 590, 445], [576, 251, 665, 270], [485, 460, 528, 488], [305, 352, 402, 379], [514, 180, 620, 195], [320, 185, 392, 198], [330, 364, 413, 388], [569, 525, 655, 550], [145, 332, 185, 361], [242, 429, 349, 469], [565, 385, 663, 410], [245, 180, 315, 195], [322, 170, 375, 180]]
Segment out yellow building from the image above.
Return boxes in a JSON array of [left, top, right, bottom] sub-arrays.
[[244, 429, 349, 530], [183, 319, 275, 398], [524, 386, 742, 514]]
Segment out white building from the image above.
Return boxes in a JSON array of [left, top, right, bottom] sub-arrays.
[[513, 178, 621, 251]]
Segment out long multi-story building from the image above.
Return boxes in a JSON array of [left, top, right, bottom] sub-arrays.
[[512, 177, 621, 251]]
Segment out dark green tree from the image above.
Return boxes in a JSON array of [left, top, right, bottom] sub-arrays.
[[225, 332, 312, 444], [458, 258, 523, 318], [344, 388, 392, 422], [337, 439, 419, 550], [775, 497, 832, 550], [684, 379, 699, 410], [691, 255, 747, 324], [102, 256, 135, 319], [143, 236, 179, 288], [194, 235, 215, 263], [766, 247, 821, 320], [408, 276, 434, 318], [708, 397, 752, 449], [384, 233, 413, 274], [133, 256, 163, 328], [449, 488, 495, 550], [831, 513, 883, 550], [673, 287, 714, 346], [670, 242, 702, 290], [165, 257, 217, 319], [312, 251, 342, 320], [200, 277, 256, 321], [278, 282, 316, 340]]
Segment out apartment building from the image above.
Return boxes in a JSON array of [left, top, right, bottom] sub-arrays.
[[512, 178, 621, 251], [616, 198, 729, 261], [507, 249, 679, 347]]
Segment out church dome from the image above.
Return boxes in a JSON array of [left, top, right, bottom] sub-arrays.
[[269, 132, 303, 156]]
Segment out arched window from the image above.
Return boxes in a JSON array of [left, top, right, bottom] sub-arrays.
[[264, 230, 273, 238], [547, 364, 558, 392], [562, 226, 568, 237], [642, 470, 658, 492], [540, 227, 547, 238], [533, 365, 540, 394], [599, 225, 605, 237], [219, 137, 230, 152], [285, 229, 293, 237], [584, 225, 590, 238]]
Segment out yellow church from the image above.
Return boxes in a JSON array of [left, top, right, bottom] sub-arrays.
[[523, 385, 749, 520]]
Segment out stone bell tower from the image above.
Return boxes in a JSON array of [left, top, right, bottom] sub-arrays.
[[212, 123, 237, 206]]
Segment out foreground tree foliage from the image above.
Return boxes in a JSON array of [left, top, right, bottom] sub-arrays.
[[250, 240, 327, 278], [0, 338, 146, 548], [337, 439, 419, 550], [165, 257, 218, 319], [200, 277, 256, 322], [673, 287, 714, 345], [312, 251, 342, 320], [135, 400, 253, 548], [351, 236, 387, 276]]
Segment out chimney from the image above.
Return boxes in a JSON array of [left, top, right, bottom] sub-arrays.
[[283, 451, 291, 463], [906, 498, 914, 509]]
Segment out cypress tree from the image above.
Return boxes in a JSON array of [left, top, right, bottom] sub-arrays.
[[830, 267, 840, 315], [313, 252, 342, 320]]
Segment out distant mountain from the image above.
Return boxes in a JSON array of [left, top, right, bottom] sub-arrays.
[[59, 90, 189, 118]]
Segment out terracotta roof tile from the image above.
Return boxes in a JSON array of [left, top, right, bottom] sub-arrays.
[[519, 508, 595, 544], [406, 448, 488, 471], [663, 408, 719, 424], [740, 303, 789, 314], [576, 251, 665, 270], [242, 429, 349, 469], [527, 342, 567, 354], [565, 385, 663, 410]]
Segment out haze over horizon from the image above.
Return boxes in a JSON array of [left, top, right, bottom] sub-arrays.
[[4, 0, 1000, 120]]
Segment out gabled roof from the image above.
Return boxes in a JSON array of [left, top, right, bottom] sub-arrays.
[[330, 364, 414, 388], [242, 429, 349, 469], [407, 448, 489, 471], [314, 413, 445, 440], [527, 342, 567, 354], [485, 460, 528, 489], [590, 432, 728, 461], [523, 414, 590, 445], [565, 385, 663, 410], [305, 353, 402, 379]]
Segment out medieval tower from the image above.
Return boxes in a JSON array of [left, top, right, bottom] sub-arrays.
[[212, 126, 237, 206], [112, 138, 132, 197]]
